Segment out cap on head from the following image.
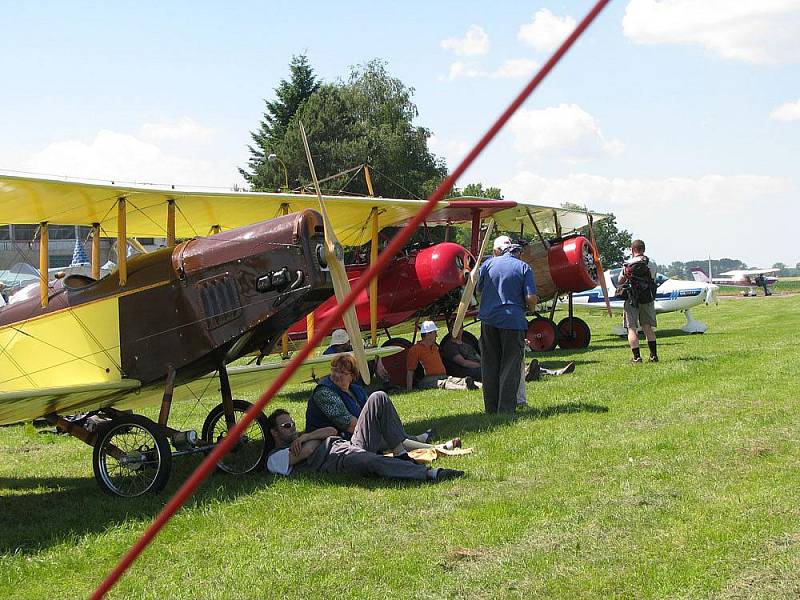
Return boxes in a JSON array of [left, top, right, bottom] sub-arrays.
[[505, 243, 523, 255], [420, 320, 438, 335], [330, 329, 350, 346], [493, 235, 512, 252]]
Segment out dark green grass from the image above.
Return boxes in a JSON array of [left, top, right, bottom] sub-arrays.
[[2, 296, 800, 598]]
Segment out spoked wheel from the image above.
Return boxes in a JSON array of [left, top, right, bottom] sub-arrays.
[[92, 414, 172, 497], [557, 317, 591, 349], [201, 400, 270, 474], [381, 337, 413, 387], [526, 317, 558, 352]]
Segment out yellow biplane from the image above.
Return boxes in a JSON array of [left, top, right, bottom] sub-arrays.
[[0, 171, 608, 496]]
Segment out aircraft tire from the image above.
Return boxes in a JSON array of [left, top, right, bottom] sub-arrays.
[[526, 317, 558, 352], [556, 317, 591, 349], [201, 400, 270, 475], [93, 413, 172, 497]]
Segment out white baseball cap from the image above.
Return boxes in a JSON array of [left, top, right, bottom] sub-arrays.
[[330, 329, 350, 345], [420, 320, 438, 334], [493, 235, 512, 252]]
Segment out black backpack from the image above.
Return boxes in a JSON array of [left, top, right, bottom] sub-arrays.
[[625, 257, 657, 306]]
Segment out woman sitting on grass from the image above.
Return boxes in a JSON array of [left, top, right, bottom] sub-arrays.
[[305, 354, 460, 452]]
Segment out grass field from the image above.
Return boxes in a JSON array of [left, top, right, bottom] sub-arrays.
[[2, 296, 800, 598]]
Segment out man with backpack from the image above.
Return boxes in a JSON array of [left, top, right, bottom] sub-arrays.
[[616, 239, 659, 363]]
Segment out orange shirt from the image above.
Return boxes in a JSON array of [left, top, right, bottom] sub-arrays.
[[406, 342, 446, 376]]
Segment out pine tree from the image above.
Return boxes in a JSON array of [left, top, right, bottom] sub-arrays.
[[240, 54, 319, 190]]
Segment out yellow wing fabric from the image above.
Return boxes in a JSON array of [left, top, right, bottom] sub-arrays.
[[0, 380, 141, 425], [0, 174, 442, 246]]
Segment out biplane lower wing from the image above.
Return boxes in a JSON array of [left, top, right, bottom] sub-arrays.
[[0, 379, 142, 425], [0, 346, 402, 426]]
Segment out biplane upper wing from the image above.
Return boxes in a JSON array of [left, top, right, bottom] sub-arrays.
[[0, 174, 445, 247], [404, 196, 609, 236]]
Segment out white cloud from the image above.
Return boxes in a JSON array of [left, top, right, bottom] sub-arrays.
[[428, 135, 470, 167], [518, 9, 576, 52], [25, 129, 241, 188], [770, 99, 800, 121], [442, 58, 538, 81], [442, 61, 486, 81], [440, 25, 490, 56], [623, 0, 800, 65], [509, 104, 624, 162], [490, 58, 538, 79], [501, 171, 794, 264], [139, 117, 215, 141]]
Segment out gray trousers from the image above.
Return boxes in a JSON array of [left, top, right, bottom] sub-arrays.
[[303, 392, 429, 481], [480, 323, 525, 414]]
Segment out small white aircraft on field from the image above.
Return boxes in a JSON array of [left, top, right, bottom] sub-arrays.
[[690, 267, 777, 297], [569, 268, 719, 334]]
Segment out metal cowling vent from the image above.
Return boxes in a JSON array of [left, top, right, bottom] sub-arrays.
[[197, 274, 241, 330]]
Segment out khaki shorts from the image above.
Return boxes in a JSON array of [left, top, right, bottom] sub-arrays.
[[623, 300, 657, 329]]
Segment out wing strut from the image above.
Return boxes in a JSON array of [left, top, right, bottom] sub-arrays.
[[39, 221, 48, 307], [369, 207, 379, 347], [452, 219, 495, 337], [117, 197, 127, 287], [91, 223, 101, 279]]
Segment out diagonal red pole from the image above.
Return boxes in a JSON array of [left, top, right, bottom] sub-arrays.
[[91, 1, 611, 597]]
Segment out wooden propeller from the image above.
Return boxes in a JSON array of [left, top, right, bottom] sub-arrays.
[[299, 123, 371, 384], [451, 218, 495, 337], [587, 213, 612, 317]]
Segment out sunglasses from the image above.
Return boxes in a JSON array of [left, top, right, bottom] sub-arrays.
[[278, 420, 295, 429]]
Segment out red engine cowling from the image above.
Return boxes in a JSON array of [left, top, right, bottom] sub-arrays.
[[520, 235, 599, 300], [547, 235, 598, 293]]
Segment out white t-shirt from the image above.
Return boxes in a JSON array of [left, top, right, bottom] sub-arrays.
[[266, 448, 292, 476]]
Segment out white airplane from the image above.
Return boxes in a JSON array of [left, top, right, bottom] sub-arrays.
[[690, 267, 777, 297], [569, 268, 719, 334]]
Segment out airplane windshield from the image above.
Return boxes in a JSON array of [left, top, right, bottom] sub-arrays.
[[609, 268, 668, 288]]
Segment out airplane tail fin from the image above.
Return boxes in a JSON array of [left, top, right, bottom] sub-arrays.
[[690, 267, 711, 283]]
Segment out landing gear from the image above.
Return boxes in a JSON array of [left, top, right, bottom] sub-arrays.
[[557, 316, 591, 349], [680, 309, 708, 334], [92, 413, 172, 497], [526, 317, 558, 352], [202, 399, 270, 474]]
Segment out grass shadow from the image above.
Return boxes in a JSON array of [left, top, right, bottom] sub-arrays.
[[0, 462, 271, 555], [404, 402, 609, 441]]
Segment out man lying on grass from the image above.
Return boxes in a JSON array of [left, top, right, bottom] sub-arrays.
[[266, 392, 465, 483]]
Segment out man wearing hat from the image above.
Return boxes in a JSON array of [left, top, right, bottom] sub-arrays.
[[477, 236, 538, 413], [406, 321, 479, 391], [323, 328, 353, 355]]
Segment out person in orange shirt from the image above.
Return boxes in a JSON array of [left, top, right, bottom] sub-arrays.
[[406, 321, 480, 391]]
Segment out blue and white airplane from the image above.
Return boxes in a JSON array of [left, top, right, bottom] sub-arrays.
[[569, 268, 719, 334]]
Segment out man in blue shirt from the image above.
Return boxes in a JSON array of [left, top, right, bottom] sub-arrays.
[[477, 236, 538, 413]]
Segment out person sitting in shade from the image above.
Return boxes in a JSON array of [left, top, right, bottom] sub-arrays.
[[307, 354, 461, 452], [267, 398, 465, 482], [440, 329, 482, 382], [322, 328, 393, 390], [406, 321, 480, 391]]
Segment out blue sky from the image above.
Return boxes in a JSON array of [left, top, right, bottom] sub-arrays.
[[1, 1, 798, 267]]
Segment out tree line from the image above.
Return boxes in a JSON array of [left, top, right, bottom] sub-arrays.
[[240, 56, 796, 277]]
